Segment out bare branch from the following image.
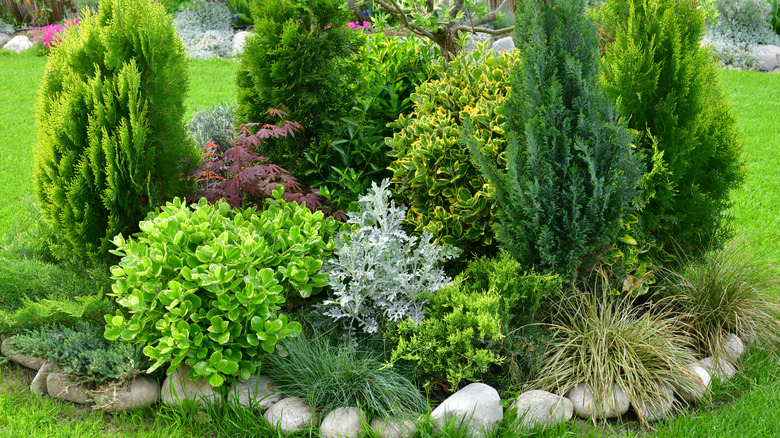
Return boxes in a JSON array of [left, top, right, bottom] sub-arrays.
[[453, 24, 515, 36], [386, 0, 437, 41]]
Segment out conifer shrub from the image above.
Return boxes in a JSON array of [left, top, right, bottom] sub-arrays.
[[33, 0, 199, 261], [469, 0, 644, 278], [599, 0, 745, 255], [237, 0, 365, 181], [388, 44, 520, 257]]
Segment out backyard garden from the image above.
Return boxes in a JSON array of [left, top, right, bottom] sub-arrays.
[[1, 0, 780, 437]]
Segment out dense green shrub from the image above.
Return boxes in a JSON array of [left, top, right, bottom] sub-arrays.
[[106, 189, 348, 386], [388, 253, 560, 394], [388, 44, 520, 257], [599, 0, 745, 255], [470, 0, 644, 278], [237, 0, 365, 181], [33, 0, 199, 261], [0, 295, 116, 335]]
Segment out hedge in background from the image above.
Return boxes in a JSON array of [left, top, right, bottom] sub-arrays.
[[33, 0, 198, 261]]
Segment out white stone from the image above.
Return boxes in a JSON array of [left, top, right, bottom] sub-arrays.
[[232, 31, 249, 57], [264, 397, 315, 435], [699, 356, 737, 381], [370, 417, 416, 438], [47, 372, 91, 403], [674, 362, 711, 403], [320, 406, 365, 438], [511, 389, 573, 430], [565, 383, 629, 420], [3, 35, 33, 53], [490, 36, 515, 53], [723, 333, 745, 362], [753, 45, 780, 72], [631, 382, 675, 422], [31, 360, 55, 395], [228, 374, 281, 410], [95, 376, 160, 413], [1, 336, 46, 370], [431, 383, 503, 438], [160, 364, 221, 407]]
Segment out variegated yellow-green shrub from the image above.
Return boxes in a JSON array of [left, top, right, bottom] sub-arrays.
[[387, 43, 520, 256]]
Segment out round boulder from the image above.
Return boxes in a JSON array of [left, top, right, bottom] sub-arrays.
[[320, 406, 366, 438], [511, 389, 573, 430], [264, 397, 315, 435], [228, 374, 281, 410], [565, 383, 629, 420], [674, 362, 711, 403], [431, 382, 503, 438], [161, 364, 221, 408], [370, 417, 416, 438], [95, 376, 160, 413]]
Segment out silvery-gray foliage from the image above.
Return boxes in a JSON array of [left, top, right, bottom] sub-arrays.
[[320, 179, 459, 335], [174, 1, 233, 60], [703, 0, 780, 69], [0, 20, 14, 35], [187, 102, 236, 153]]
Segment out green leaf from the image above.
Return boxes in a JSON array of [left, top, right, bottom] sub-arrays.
[[208, 373, 225, 387]]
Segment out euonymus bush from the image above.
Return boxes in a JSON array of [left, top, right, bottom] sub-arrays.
[[106, 187, 347, 387]]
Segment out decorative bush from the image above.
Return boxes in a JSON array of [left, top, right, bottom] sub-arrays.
[[702, 0, 780, 68], [33, 0, 199, 261], [388, 253, 560, 394], [600, 0, 745, 255], [318, 179, 458, 336], [0, 294, 116, 335], [388, 44, 520, 256], [237, 0, 365, 181], [106, 189, 347, 386], [174, 0, 234, 60], [187, 102, 236, 154], [470, 0, 644, 278]]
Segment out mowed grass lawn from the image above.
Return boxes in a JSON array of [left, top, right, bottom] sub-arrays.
[[0, 51, 779, 437]]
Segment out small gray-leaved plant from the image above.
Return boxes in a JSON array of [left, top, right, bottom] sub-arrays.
[[319, 179, 459, 336]]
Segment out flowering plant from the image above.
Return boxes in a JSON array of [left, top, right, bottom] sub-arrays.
[[30, 17, 79, 50], [348, 20, 370, 30]]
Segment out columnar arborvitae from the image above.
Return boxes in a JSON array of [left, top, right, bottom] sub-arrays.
[[599, 0, 745, 254], [470, 0, 644, 278], [33, 0, 198, 261]]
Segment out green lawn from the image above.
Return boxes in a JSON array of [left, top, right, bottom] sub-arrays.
[[0, 50, 779, 437]]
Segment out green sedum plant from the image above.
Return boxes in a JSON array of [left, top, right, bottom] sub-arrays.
[[33, 0, 199, 261], [388, 44, 520, 257], [106, 187, 347, 387]]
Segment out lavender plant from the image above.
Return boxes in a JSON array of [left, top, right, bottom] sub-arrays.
[[318, 179, 459, 336]]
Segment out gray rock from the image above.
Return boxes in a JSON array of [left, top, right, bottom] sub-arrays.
[[161, 364, 221, 407], [3, 35, 33, 53], [228, 374, 281, 410], [754, 45, 780, 72], [723, 333, 745, 361], [232, 31, 249, 57], [674, 362, 711, 403], [511, 390, 573, 430], [631, 381, 674, 422], [699, 356, 737, 381], [47, 372, 91, 403], [264, 397, 315, 435], [370, 417, 416, 438], [565, 383, 629, 420], [431, 383, 503, 438], [31, 360, 56, 395], [320, 406, 365, 438], [1, 336, 46, 370], [490, 36, 515, 53], [95, 376, 160, 413]]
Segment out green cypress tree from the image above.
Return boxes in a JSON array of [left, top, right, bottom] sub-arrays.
[[470, 0, 644, 278], [598, 0, 745, 254], [33, 0, 198, 261]]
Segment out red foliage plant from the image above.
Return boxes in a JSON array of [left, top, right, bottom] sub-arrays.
[[189, 106, 342, 218]]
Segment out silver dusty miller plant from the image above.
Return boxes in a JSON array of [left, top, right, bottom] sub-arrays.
[[319, 179, 459, 336]]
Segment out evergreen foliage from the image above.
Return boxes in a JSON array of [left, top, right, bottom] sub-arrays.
[[237, 0, 365, 181], [599, 0, 745, 254], [469, 0, 643, 278], [33, 0, 199, 261]]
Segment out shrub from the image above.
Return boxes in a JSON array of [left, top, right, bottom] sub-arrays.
[[174, 0, 234, 60], [263, 333, 428, 419], [187, 102, 236, 153], [536, 293, 702, 425], [665, 238, 780, 360], [8, 321, 148, 385], [0, 295, 116, 335], [600, 0, 745, 255], [388, 254, 560, 394], [237, 0, 365, 181], [702, 0, 780, 68], [388, 44, 520, 257], [106, 189, 347, 386], [470, 0, 644, 279], [317, 179, 458, 337], [33, 0, 199, 261]]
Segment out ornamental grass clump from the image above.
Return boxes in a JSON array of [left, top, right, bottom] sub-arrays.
[[665, 237, 780, 361], [537, 292, 703, 424]]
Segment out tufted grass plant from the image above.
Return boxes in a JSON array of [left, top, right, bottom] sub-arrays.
[[537, 291, 703, 425], [665, 236, 780, 360]]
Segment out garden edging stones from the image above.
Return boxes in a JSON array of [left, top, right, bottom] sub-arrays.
[[1, 336, 46, 370], [46, 372, 91, 403], [431, 383, 503, 438], [370, 417, 416, 438], [511, 390, 573, 430], [674, 362, 711, 402], [161, 364, 221, 407], [263, 397, 315, 435], [699, 356, 737, 381], [319, 406, 365, 438], [566, 383, 629, 420], [631, 381, 675, 422], [2, 35, 32, 53], [228, 374, 281, 410], [94, 376, 160, 413], [31, 360, 55, 395]]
